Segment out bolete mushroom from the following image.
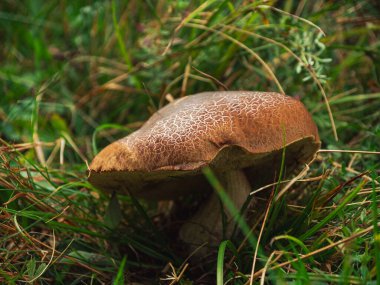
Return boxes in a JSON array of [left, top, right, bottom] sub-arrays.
[[88, 91, 320, 249]]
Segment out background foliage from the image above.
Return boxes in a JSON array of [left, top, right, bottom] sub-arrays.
[[1, 0, 379, 284]]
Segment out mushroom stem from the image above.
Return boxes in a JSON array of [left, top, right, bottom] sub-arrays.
[[179, 169, 251, 251]]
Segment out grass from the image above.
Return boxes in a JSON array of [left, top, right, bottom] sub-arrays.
[[1, 0, 380, 283]]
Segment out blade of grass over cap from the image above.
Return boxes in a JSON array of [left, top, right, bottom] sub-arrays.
[[202, 166, 263, 254]]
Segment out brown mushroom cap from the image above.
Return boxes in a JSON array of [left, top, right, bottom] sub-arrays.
[[88, 91, 320, 198]]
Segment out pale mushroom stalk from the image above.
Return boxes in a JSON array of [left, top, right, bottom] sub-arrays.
[[179, 169, 251, 247]]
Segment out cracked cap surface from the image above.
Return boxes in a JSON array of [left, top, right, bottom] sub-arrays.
[[88, 91, 320, 198]]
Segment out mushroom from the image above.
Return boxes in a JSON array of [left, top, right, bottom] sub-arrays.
[[88, 91, 320, 249]]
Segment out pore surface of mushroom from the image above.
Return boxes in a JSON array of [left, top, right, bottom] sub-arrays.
[[89, 91, 320, 248]]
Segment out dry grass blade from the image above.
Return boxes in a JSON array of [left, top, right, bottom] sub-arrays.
[[331, 161, 379, 185], [160, 262, 189, 284], [250, 224, 377, 281], [257, 5, 326, 36], [60, 132, 87, 162], [191, 66, 228, 90], [275, 164, 310, 201], [33, 132, 46, 166], [316, 171, 369, 207], [162, 0, 218, 55], [260, 251, 284, 285], [318, 149, 380, 155], [0, 141, 55, 152], [251, 173, 326, 196], [249, 188, 274, 285], [181, 57, 192, 97], [184, 22, 285, 94]]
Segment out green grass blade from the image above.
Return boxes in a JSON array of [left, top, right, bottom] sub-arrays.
[[91, 124, 131, 155], [111, 0, 132, 69], [113, 255, 127, 285], [216, 240, 238, 285], [202, 167, 263, 254]]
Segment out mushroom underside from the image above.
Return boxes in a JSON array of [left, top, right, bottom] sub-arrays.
[[88, 136, 319, 200]]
